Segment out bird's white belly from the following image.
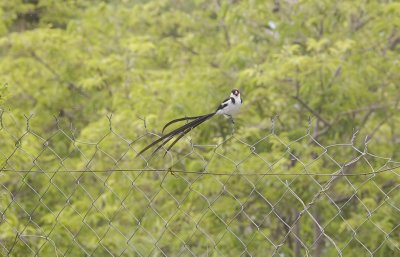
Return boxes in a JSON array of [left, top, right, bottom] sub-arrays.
[[221, 101, 241, 116]]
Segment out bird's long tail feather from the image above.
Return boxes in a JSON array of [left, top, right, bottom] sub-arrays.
[[162, 114, 208, 133], [136, 112, 215, 157], [162, 120, 204, 157], [149, 128, 189, 159]]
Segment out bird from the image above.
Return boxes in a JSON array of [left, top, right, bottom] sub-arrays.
[[136, 89, 243, 157]]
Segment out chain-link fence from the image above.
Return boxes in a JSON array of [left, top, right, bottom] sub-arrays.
[[0, 111, 399, 257]]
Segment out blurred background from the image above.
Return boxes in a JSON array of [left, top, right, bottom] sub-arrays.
[[0, 0, 399, 256]]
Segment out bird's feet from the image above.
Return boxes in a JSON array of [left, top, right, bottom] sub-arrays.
[[228, 115, 235, 134]]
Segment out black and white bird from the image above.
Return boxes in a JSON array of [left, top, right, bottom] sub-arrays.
[[137, 89, 242, 157]]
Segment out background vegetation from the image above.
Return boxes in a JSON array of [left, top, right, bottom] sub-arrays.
[[0, 0, 399, 256]]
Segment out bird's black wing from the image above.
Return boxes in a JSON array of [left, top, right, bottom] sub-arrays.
[[216, 97, 231, 111]]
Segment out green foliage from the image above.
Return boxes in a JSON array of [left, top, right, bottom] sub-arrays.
[[0, 0, 400, 256]]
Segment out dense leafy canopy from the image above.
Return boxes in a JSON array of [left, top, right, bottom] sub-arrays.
[[0, 0, 399, 256]]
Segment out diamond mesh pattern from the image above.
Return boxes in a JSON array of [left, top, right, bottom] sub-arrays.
[[0, 111, 399, 257]]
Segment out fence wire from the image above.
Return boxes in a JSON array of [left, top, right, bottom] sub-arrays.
[[0, 111, 399, 257]]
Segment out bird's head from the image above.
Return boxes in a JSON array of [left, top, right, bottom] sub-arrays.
[[231, 89, 240, 97]]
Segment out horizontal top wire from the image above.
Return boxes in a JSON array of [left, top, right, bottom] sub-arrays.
[[0, 164, 399, 176]]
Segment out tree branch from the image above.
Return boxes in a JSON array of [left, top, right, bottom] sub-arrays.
[[215, 0, 231, 48], [30, 51, 88, 97], [292, 95, 331, 127]]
